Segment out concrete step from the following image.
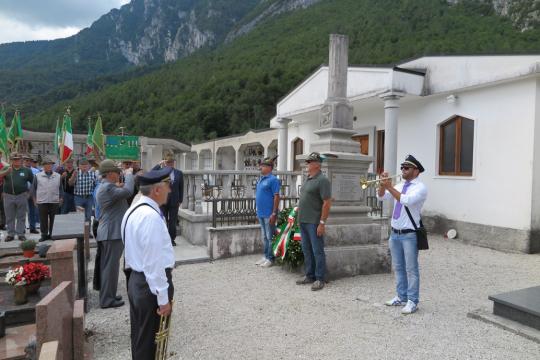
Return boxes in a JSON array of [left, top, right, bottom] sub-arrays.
[[488, 286, 540, 331], [173, 237, 210, 266], [325, 244, 391, 280], [324, 223, 384, 247]]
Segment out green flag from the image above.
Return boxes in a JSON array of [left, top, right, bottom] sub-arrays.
[[7, 110, 23, 150], [92, 115, 105, 155], [54, 117, 61, 156], [0, 109, 8, 158]]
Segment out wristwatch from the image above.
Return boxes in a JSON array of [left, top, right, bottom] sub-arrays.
[[319, 220, 326, 225]]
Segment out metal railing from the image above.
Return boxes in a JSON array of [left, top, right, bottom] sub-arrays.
[[363, 172, 383, 217], [208, 197, 299, 227], [182, 170, 301, 214]]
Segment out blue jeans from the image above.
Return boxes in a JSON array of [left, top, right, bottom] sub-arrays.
[[61, 193, 76, 214], [74, 195, 94, 222], [389, 232, 420, 304], [299, 223, 326, 281], [27, 198, 39, 230], [258, 217, 275, 261]]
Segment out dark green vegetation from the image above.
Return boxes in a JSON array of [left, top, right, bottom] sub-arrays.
[[9, 0, 540, 142]]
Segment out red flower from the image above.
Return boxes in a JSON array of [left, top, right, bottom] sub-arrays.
[[20, 262, 50, 284]]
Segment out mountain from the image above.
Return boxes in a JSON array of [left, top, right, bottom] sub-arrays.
[[0, 0, 265, 103], [4, 0, 540, 143]]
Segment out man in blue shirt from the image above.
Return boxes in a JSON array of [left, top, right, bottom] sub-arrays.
[[255, 156, 280, 268]]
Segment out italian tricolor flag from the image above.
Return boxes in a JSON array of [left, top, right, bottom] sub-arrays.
[[60, 113, 73, 163], [85, 120, 93, 155], [272, 207, 298, 259]]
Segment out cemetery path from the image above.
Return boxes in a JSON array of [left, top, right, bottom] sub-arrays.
[[87, 235, 540, 360]]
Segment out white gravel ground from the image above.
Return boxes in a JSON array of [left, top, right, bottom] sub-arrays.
[[86, 235, 540, 360]]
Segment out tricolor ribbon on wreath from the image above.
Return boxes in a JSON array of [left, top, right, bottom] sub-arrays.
[[272, 206, 301, 259]]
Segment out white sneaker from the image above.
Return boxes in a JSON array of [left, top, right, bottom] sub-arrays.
[[385, 296, 405, 306], [260, 259, 273, 268], [401, 300, 418, 314], [255, 257, 266, 266]]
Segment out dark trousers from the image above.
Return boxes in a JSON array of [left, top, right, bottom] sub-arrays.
[[161, 203, 180, 242], [0, 190, 5, 228], [61, 192, 76, 214], [99, 239, 124, 307], [27, 198, 39, 230], [38, 203, 59, 237], [128, 270, 174, 360]]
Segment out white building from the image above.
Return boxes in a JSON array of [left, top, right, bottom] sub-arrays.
[[188, 129, 278, 171], [272, 54, 540, 253]]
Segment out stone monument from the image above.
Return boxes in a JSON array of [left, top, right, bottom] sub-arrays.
[[298, 34, 390, 278]]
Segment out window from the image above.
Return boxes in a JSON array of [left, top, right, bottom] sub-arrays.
[[293, 138, 303, 171], [439, 116, 474, 176], [352, 135, 369, 155]]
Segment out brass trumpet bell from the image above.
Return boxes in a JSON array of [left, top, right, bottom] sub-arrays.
[[360, 174, 401, 190]]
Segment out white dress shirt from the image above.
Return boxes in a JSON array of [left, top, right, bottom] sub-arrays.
[[121, 195, 175, 306], [377, 178, 428, 230]]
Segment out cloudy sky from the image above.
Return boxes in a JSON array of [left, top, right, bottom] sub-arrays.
[[0, 0, 131, 44]]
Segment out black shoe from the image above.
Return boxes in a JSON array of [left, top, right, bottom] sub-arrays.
[[115, 295, 123, 301], [100, 300, 125, 309], [30, 229, 39, 234], [5, 236, 14, 242], [39, 236, 47, 242], [46, 235, 52, 240], [295, 276, 315, 285], [0, 225, 5, 230], [172, 240, 177, 247], [18, 235, 26, 241]]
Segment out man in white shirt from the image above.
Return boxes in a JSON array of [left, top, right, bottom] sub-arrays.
[[121, 167, 175, 359], [377, 155, 427, 315]]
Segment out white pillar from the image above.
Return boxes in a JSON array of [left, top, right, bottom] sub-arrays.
[[235, 148, 242, 170], [380, 92, 403, 217], [276, 117, 291, 171]]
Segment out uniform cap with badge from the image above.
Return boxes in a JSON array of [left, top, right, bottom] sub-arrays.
[[138, 167, 173, 186]]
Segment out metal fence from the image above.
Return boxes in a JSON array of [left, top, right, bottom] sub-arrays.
[[363, 173, 383, 217], [208, 196, 299, 227]]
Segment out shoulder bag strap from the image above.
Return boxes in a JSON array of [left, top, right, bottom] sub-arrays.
[[404, 206, 419, 231], [122, 202, 161, 272]]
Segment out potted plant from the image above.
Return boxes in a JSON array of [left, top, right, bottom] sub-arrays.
[[20, 240, 37, 258], [5, 266, 27, 305], [4, 263, 50, 299], [21, 262, 50, 294]]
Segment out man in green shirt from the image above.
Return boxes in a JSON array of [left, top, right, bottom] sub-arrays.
[[0, 153, 34, 241], [296, 152, 332, 291]]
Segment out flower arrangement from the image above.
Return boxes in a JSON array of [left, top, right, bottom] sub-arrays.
[[4, 262, 50, 287]]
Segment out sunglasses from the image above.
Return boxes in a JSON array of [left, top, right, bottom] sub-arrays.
[[400, 166, 413, 170]]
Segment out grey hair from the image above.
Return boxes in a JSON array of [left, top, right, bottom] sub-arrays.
[[139, 184, 155, 196]]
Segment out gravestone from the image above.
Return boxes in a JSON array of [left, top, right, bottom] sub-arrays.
[[36, 281, 73, 360], [489, 286, 540, 331], [297, 34, 390, 278]]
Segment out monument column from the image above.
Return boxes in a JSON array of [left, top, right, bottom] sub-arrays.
[[277, 118, 291, 171], [380, 92, 403, 217], [295, 34, 390, 279]]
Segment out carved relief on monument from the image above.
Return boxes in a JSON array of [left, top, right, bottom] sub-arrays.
[[319, 104, 332, 128]]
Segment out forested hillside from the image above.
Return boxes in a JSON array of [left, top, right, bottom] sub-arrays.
[[18, 0, 540, 142]]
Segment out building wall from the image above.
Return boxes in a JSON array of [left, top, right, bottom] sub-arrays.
[[398, 78, 536, 232], [530, 78, 540, 252]]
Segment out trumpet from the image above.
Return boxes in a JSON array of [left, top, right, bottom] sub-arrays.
[[360, 174, 401, 189], [155, 301, 173, 360]]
